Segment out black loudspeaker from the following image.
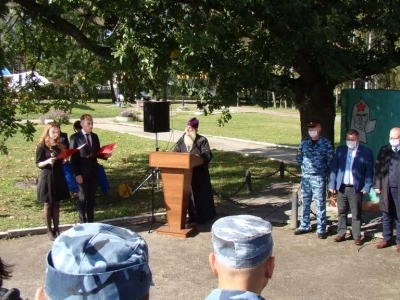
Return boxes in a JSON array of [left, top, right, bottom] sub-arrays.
[[143, 101, 170, 133]]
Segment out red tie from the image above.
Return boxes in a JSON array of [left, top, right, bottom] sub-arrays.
[[85, 134, 91, 149]]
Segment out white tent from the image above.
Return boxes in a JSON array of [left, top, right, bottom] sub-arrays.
[[9, 71, 51, 89], [1, 67, 12, 77]]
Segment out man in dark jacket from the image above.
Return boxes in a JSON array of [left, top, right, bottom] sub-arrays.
[[70, 114, 110, 223], [173, 117, 216, 224], [374, 127, 400, 252]]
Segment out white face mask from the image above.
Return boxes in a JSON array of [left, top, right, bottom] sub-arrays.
[[308, 130, 318, 138], [346, 141, 357, 149], [389, 139, 400, 147]]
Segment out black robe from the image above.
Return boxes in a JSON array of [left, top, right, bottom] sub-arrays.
[[174, 133, 216, 223]]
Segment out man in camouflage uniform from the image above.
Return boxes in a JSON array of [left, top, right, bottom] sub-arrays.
[[295, 118, 334, 239], [205, 215, 275, 300], [34, 223, 153, 300]]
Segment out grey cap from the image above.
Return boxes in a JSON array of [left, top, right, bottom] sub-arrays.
[[211, 215, 273, 269], [45, 223, 152, 300]]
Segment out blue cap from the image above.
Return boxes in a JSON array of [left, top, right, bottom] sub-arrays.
[[45, 223, 152, 300], [211, 215, 273, 269]]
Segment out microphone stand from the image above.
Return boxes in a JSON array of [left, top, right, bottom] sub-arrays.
[[131, 133, 165, 232]]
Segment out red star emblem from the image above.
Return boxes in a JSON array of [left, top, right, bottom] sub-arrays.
[[356, 101, 366, 112]]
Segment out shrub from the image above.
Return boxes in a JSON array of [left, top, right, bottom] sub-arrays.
[[120, 110, 134, 117], [39, 110, 70, 124]]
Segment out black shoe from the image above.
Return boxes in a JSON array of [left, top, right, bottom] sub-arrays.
[[318, 232, 327, 239], [294, 229, 311, 235], [47, 230, 56, 241]]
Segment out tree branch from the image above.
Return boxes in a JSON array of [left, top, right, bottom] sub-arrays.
[[11, 0, 112, 59]]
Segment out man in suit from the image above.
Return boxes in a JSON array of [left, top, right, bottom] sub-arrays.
[[329, 129, 374, 245], [374, 127, 400, 252], [70, 114, 110, 223]]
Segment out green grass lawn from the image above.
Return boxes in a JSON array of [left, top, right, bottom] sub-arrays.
[[0, 125, 299, 231], [168, 111, 341, 147]]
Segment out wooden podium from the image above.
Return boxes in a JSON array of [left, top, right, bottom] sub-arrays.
[[149, 152, 203, 238]]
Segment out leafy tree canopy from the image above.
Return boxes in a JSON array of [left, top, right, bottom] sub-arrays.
[[1, 0, 400, 151]]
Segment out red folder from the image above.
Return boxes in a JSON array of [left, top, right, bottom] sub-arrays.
[[97, 143, 116, 157], [56, 148, 79, 160]]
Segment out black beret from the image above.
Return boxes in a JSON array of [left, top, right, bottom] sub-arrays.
[[306, 118, 321, 127]]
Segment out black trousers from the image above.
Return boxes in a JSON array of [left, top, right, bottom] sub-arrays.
[[337, 185, 363, 238], [382, 187, 400, 244], [77, 173, 97, 223]]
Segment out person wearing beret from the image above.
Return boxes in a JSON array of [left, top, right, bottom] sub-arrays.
[[173, 117, 216, 224], [329, 129, 374, 245], [205, 215, 275, 300], [295, 118, 334, 239]]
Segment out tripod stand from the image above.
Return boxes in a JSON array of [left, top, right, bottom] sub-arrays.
[[131, 133, 164, 232]]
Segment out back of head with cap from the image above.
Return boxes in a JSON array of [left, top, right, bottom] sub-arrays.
[[207, 215, 275, 298], [211, 215, 273, 269], [44, 223, 152, 300]]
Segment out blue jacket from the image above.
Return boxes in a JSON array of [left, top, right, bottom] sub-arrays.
[[329, 144, 374, 193]]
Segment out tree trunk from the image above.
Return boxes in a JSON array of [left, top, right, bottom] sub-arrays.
[[272, 92, 276, 108], [110, 78, 116, 103], [296, 81, 336, 144]]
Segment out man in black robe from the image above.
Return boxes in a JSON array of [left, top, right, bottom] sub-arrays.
[[173, 117, 216, 224]]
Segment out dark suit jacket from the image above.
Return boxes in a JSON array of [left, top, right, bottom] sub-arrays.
[[70, 131, 101, 178], [374, 144, 400, 216], [60, 132, 69, 149], [329, 144, 374, 194]]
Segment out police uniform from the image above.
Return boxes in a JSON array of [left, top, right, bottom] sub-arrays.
[[206, 290, 266, 300], [205, 215, 273, 300], [296, 119, 334, 237]]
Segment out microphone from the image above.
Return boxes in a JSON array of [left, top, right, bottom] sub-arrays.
[[170, 133, 185, 151], [176, 133, 185, 144]]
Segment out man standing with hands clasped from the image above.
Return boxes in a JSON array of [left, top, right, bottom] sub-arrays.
[[70, 114, 111, 223], [329, 129, 374, 245], [374, 127, 400, 252], [295, 118, 334, 239]]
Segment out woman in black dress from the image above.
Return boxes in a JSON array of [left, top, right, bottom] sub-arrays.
[[36, 122, 70, 240]]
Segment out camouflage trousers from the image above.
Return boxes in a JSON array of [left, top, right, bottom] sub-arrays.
[[299, 174, 327, 233]]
